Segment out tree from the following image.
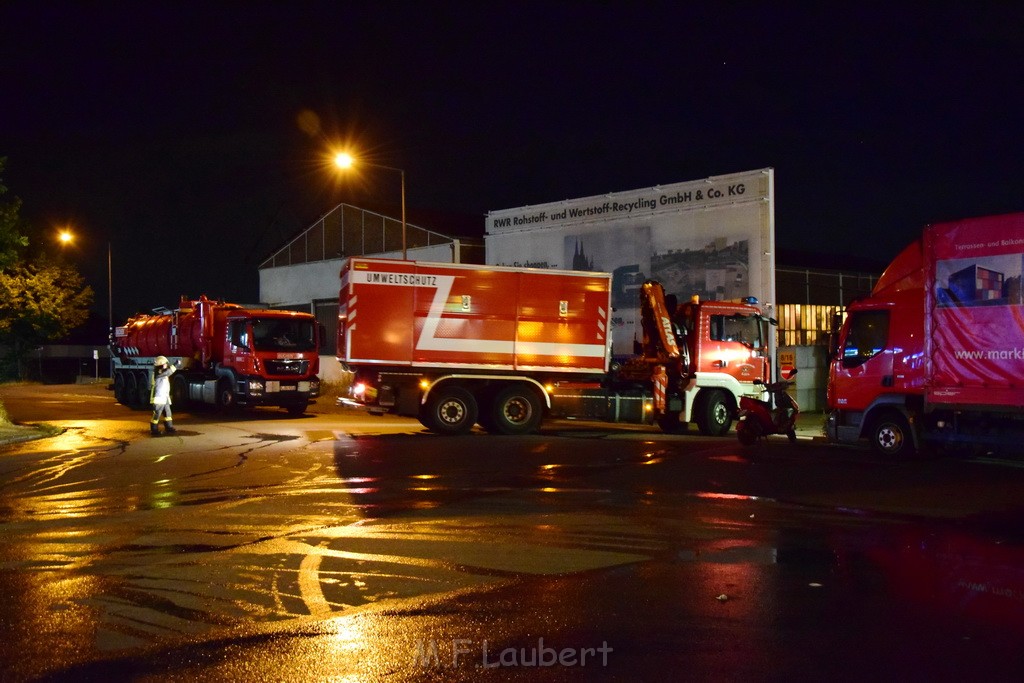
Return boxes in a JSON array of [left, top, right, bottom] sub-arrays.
[[0, 256, 94, 379], [0, 158, 94, 379], [0, 157, 30, 270]]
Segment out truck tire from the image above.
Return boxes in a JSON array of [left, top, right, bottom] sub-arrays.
[[113, 372, 127, 405], [286, 401, 308, 417], [217, 379, 237, 411], [491, 385, 542, 435], [137, 371, 151, 407], [422, 386, 477, 435], [656, 410, 687, 434], [695, 389, 732, 436], [123, 372, 137, 406], [870, 410, 915, 458], [171, 374, 189, 407]]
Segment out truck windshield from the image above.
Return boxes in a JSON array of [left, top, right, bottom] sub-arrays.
[[841, 310, 889, 368], [252, 318, 317, 352], [711, 314, 763, 349]]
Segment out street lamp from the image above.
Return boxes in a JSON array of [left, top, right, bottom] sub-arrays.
[[57, 228, 114, 378], [107, 241, 113, 345], [333, 152, 407, 259]]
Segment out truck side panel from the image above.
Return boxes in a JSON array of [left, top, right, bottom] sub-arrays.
[[341, 258, 610, 374], [412, 264, 516, 367], [344, 260, 417, 365], [925, 213, 1024, 408], [513, 270, 609, 372]]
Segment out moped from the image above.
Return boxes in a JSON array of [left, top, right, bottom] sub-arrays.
[[736, 369, 799, 445]]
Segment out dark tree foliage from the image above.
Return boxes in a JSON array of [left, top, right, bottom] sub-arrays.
[[0, 157, 30, 270], [0, 157, 94, 379]]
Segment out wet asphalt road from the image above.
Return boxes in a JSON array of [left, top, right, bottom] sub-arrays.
[[1, 383, 1023, 681]]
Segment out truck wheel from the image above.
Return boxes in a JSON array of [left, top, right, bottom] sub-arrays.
[[286, 402, 308, 417], [217, 379, 237, 411], [870, 411, 915, 458], [171, 375, 189, 407], [135, 372, 150, 407], [123, 372, 137, 406], [491, 385, 542, 435], [423, 386, 477, 435], [696, 389, 732, 436], [113, 372, 127, 405], [656, 411, 687, 434]]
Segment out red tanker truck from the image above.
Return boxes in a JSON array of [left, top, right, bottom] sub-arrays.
[[827, 212, 1024, 457], [111, 295, 321, 416]]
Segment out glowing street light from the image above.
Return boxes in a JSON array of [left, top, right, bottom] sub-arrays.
[[333, 152, 407, 259], [57, 227, 114, 369]]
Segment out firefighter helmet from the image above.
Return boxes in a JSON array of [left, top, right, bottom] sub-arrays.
[[154, 356, 169, 366]]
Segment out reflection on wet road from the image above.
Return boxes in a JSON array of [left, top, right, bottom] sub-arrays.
[[1, 391, 1024, 680]]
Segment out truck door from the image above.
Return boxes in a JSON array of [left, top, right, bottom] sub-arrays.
[[703, 311, 767, 382], [830, 309, 892, 411]]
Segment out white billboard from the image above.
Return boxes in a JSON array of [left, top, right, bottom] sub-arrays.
[[486, 168, 775, 355]]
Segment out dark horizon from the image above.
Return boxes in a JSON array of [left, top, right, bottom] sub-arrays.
[[3, 2, 1022, 322]]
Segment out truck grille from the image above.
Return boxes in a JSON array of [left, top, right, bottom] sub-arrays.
[[264, 359, 309, 376]]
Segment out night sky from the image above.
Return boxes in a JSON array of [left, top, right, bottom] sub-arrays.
[[3, 2, 1023, 332]]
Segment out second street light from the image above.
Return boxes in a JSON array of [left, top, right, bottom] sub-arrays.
[[333, 152, 407, 260]]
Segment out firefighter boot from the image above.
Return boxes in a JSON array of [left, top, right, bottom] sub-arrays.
[[164, 421, 176, 434], [150, 422, 160, 436]]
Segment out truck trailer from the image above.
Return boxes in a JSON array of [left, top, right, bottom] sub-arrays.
[[111, 295, 321, 416], [827, 212, 1024, 456], [338, 258, 772, 435]]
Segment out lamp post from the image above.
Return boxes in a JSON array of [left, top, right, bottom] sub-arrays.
[[333, 152, 407, 259], [58, 228, 114, 379], [107, 240, 113, 346]]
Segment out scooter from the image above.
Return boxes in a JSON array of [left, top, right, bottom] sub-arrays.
[[736, 369, 799, 445]]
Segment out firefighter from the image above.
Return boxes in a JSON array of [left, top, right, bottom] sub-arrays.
[[150, 356, 177, 435]]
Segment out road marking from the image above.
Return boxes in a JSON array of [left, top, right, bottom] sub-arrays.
[[298, 542, 333, 618]]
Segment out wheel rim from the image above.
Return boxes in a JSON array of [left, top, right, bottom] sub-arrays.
[[502, 397, 533, 425], [877, 423, 902, 453], [712, 401, 729, 426], [439, 399, 466, 425]]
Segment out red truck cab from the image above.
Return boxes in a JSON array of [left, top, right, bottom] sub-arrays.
[[828, 212, 1024, 457]]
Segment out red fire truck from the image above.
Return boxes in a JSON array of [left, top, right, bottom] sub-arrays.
[[338, 258, 772, 435], [111, 295, 321, 416]]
